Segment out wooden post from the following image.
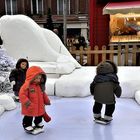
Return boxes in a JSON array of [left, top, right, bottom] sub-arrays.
[[94, 45, 99, 65], [87, 47, 91, 65], [109, 45, 114, 62], [102, 45, 106, 61], [79, 46, 83, 65], [69, 44, 140, 66], [124, 45, 129, 66], [132, 45, 137, 66], [118, 46, 122, 66]]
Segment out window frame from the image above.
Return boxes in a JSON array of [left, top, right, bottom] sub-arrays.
[[31, 0, 44, 15], [57, 0, 70, 15], [5, 0, 17, 15]]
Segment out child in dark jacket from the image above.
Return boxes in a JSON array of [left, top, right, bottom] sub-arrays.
[[9, 58, 29, 102], [90, 60, 122, 124], [19, 66, 51, 135]]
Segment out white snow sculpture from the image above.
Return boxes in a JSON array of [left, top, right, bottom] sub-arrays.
[[118, 66, 140, 98], [0, 15, 81, 74], [0, 105, 5, 116], [55, 66, 96, 97], [135, 90, 140, 105], [0, 94, 16, 110]]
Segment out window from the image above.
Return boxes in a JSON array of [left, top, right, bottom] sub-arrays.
[[31, 0, 44, 15], [57, 0, 70, 15], [5, 0, 17, 15]]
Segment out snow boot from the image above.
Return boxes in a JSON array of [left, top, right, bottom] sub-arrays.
[[24, 126, 34, 134], [94, 117, 110, 125]]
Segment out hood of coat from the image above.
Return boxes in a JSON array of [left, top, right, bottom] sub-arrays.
[[16, 58, 29, 69], [97, 60, 117, 75], [105, 60, 118, 74], [25, 66, 46, 89]]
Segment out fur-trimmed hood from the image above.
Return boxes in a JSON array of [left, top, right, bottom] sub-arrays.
[[24, 66, 47, 91]]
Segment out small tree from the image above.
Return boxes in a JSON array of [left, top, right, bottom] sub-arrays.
[[0, 48, 15, 93], [45, 8, 54, 30]]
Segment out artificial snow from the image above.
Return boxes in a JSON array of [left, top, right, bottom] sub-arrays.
[[0, 105, 4, 116], [46, 78, 58, 96], [134, 90, 140, 105], [55, 66, 95, 97], [0, 94, 16, 114], [118, 66, 140, 98], [46, 66, 140, 98], [29, 61, 76, 74], [0, 15, 81, 74]]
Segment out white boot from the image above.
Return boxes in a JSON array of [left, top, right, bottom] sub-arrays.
[[31, 127, 44, 135], [24, 126, 34, 133], [31, 122, 44, 135], [104, 115, 112, 121], [94, 113, 101, 120]]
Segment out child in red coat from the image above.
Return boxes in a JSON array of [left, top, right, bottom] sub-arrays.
[[19, 66, 51, 135]]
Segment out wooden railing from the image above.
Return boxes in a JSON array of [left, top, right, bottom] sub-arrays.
[[68, 44, 140, 66]]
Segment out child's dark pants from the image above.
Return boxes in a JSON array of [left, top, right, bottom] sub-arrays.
[[23, 115, 43, 128], [93, 101, 115, 117]]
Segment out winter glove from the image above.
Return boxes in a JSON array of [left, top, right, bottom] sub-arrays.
[[43, 112, 51, 122], [11, 81, 16, 87]]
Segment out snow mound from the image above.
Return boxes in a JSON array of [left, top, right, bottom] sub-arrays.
[[135, 90, 140, 105], [0, 105, 4, 116], [29, 56, 76, 74], [0, 15, 81, 74], [118, 66, 140, 98], [0, 94, 16, 110], [55, 66, 96, 97]]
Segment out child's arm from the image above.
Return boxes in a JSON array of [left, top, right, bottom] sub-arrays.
[[90, 81, 95, 95], [9, 69, 17, 82], [114, 84, 122, 98], [19, 87, 32, 108], [43, 93, 51, 105]]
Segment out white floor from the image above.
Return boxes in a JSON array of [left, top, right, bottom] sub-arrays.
[[0, 96, 140, 140]]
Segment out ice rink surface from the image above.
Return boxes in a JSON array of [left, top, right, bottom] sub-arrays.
[[0, 96, 140, 140]]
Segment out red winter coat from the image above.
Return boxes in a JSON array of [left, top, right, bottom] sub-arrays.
[[19, 66, 50, 117]]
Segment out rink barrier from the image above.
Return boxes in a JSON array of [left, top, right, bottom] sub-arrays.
[[68, 44, 140, 66]]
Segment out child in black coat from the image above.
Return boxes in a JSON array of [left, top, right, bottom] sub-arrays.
[[9, 58, 29, 102], [90, 60, 122, 124]]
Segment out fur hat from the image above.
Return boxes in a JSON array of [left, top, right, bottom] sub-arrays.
[[97, 60, 117, 74], [105, 60, 117, 74]]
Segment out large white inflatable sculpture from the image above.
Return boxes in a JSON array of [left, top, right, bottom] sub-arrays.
[[0, 15, 81, 74]]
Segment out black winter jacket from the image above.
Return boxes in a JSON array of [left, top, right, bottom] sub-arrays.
[[90, 60, 122, 104], [9, 58, 29, 92], [90, 74, 122, 104]]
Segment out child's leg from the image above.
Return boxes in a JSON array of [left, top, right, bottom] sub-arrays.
[[93, 102, 102, 119], [104, 104, 115, 121], [32, 116, 44, 134], [34, 116, 43, 128], [23, 116, 34, 131]]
